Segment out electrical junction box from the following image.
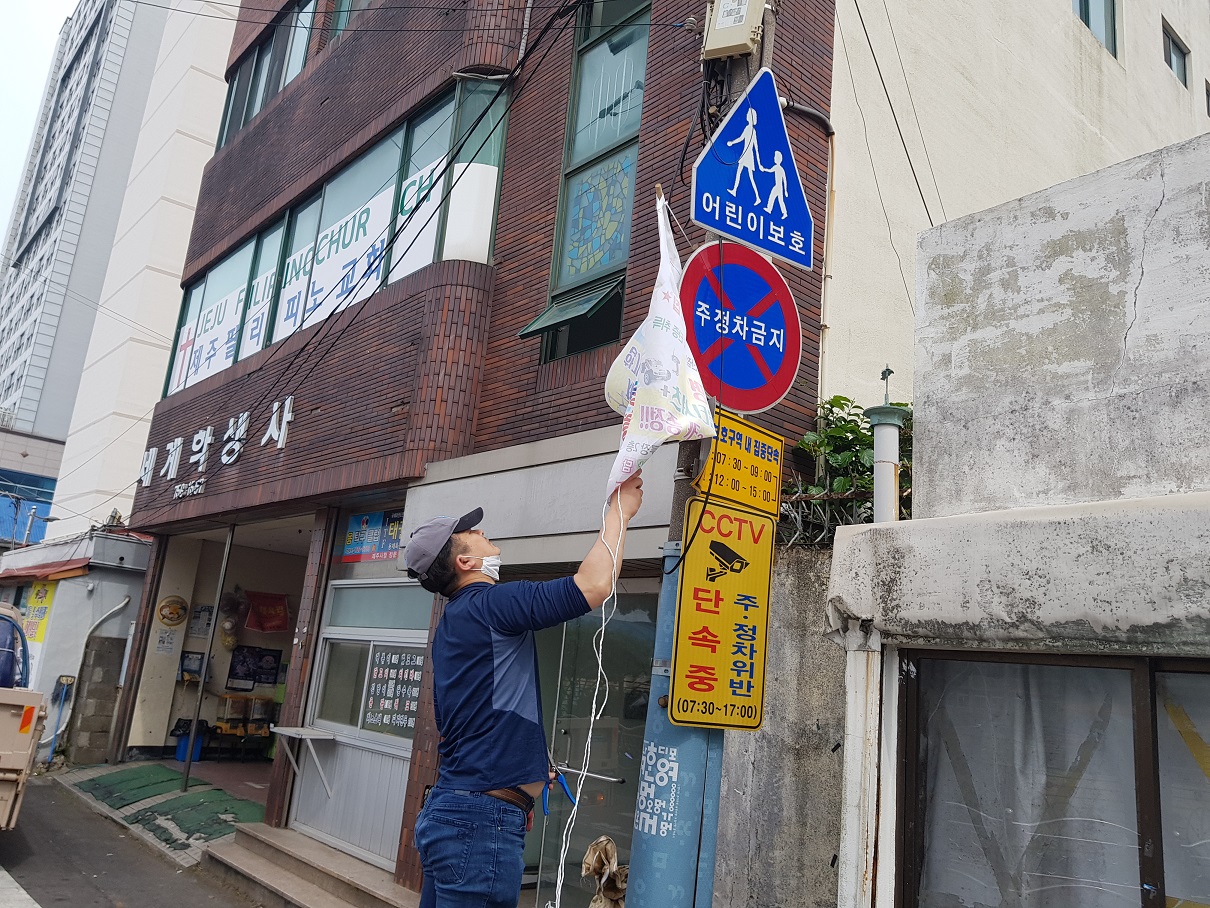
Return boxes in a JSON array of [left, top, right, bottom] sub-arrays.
[[701, 0, 765, 59]]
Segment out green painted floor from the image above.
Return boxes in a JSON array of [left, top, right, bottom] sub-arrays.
[[71, 763, 265, 853], [127, 788, 265, 850], [76, 763, 206, 809]]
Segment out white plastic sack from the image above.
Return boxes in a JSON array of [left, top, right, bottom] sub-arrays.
[[604, 195, 715, 500]]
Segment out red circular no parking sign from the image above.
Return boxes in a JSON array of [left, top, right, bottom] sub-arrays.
[[679, 242, 802, 414]]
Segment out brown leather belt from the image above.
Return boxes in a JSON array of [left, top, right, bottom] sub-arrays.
[[484, 787, 535, 813]]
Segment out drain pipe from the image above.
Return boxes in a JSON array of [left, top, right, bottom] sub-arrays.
[[866, 371, 909, 523], [837, 374, 909, 908]]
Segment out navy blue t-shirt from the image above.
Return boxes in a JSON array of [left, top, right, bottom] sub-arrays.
[[431, 576, 591, 791]]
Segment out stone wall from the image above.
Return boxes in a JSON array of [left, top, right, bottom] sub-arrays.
[[715, 546, 844, 907]]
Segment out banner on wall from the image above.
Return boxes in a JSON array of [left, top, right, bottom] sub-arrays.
[[239, 265, 278, 361], [342, 510, 405, 562], [22, 580, 55, 684], [274, 242, 315, 343]]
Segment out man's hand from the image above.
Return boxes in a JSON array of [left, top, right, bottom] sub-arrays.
[[575, 472, 645, 608], [615, 472, 643, 522]]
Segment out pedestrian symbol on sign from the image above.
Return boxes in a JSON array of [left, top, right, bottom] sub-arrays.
[[692, 67, 814, 269]]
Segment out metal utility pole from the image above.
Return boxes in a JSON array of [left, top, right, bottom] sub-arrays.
[[628, 9, 777, 908], [180, 525, 234, 790]]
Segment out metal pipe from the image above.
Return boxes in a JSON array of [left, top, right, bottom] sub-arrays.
[[517, 0, 536, 59], [866, 404, 909, 524], [818, 132, 837, 401], [181, 525, 234, 790]]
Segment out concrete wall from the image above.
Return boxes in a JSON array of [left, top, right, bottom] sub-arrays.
[[914, 131, 1210, 519], [824, 0, 1210, 407], [715, 547, 844, 908], [53, 1, 237, 535], [31, 565, 146, 695]]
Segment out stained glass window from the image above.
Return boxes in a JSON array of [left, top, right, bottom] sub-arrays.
[[558, 145, 636, 286], [529, 2, 649, 362]]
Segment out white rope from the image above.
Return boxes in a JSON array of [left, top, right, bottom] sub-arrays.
[[548, 488, 625, 908]]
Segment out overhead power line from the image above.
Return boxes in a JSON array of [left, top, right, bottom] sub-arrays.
[[837, 10, 914, 315], [875, 0, 947, 221], [123, 0, 690, 33], [851, 0, 935, 228]]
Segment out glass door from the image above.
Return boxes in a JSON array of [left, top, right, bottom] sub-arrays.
[[528, 592, 658, 907]]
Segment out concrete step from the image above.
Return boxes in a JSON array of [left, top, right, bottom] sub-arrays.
[[206, 839, 342, 908], [228, 823, 417, 908]]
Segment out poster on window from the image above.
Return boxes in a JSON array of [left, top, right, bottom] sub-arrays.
[[342, 510, 405, 562], [238, 266, 277, 361], [390, 157, 445, 281], [307, 184, 395, 327], [273, 242, 315, 342], [187, 286, 244, 387], [361, 644, 426, 739], [226, 645, 282, 691]]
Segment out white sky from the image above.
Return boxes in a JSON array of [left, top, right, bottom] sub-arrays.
[[0, 1, 83, 235]]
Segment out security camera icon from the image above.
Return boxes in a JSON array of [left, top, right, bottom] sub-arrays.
[[706, 540, 749, 581]]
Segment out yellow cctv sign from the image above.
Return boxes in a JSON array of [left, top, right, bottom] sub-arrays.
[[694, 410, 783, 517], [670, 498, 774, 730]]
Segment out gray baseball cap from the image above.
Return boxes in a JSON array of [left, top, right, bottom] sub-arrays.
[[401, 508, 483, 582]]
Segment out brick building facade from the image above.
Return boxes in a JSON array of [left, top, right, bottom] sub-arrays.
[[118, 0, 834, 897]]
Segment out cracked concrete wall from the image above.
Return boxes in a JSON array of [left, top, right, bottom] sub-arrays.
[[914, 132, 1210, 519], [715, 547, 844, 908]]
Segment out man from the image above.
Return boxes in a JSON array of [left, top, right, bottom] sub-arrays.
[[404, 472, 644, 908]]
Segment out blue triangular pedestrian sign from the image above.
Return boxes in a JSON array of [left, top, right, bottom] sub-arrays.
[[691, 68, 813, 270]]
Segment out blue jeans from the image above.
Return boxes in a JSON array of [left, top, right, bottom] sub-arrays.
[[416, 788, 529, 908]]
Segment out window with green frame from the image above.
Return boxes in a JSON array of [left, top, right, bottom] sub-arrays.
[[331, 0, 374, 37], [521, 1, 649, 362], [217, 1, 316, 149], [166, 81, 509, 397]]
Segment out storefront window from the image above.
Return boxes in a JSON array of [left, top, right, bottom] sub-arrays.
[[1156, 671, 1210, 903], [309, 580, 433, 745], [166, 282, 207, 395], [328, 583, 431, 629], [167, 87, 502, 396], [315, 640, 369, 726], [184, 240, 256, 389], [522, 5, 648, 361], [390, 99, 455, 280]]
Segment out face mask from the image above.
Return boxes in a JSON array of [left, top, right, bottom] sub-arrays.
[[472, 555, 502, 581]]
